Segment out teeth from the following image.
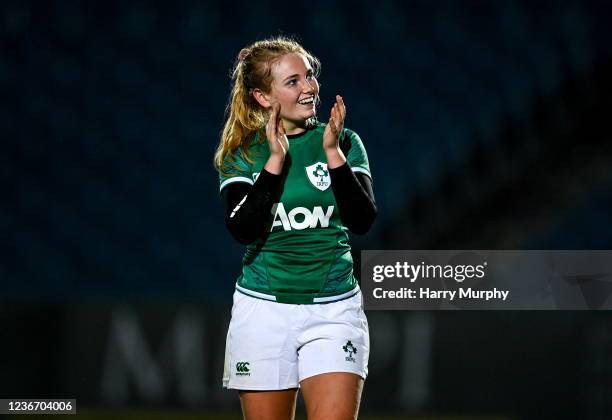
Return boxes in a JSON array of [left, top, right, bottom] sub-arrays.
[[299, 97, 314, 104]]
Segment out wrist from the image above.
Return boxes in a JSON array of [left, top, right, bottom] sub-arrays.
[[265, 153, 285, 175], [325, 147, 346, 169]]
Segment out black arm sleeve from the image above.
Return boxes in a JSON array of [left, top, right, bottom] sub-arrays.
[[220, 169, 283, 245], [329, 162, 377, 234]]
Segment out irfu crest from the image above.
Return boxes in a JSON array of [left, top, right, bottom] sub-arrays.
[[305, 162, 331, 191]]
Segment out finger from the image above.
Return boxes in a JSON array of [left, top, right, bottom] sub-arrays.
[[269, 103, 277, 121], [268, 107, 277, 139], [275, 103, 282, 124], [332, 104, 342, 132], [337, 95, 346, 121], [277, 112, 285, 139], [268, 104, 276, 124], [329, 116, 338, 137], [333, 96, 344, 124], [276, 104, 285, 139], [278, 118, 285, 137]]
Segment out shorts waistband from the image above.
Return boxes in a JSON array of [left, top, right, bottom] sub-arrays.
[[235, 284, 360, 304]]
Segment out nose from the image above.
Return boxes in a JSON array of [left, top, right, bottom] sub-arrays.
[[303, 78, 315, 94]]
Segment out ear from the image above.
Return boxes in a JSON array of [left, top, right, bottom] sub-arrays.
[[252, 88, 272, 109]]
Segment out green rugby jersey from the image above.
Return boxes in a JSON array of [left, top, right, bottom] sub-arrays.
[[219, 123, 371, 304]]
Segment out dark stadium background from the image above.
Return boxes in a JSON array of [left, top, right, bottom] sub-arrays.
[[3, 1, 612, 419]]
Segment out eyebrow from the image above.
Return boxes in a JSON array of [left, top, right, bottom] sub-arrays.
[[283, 69, 313, 82]]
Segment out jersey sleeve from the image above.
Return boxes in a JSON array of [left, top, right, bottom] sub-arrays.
[[340, 128, 372, 180], [218, 148, 254, 193]]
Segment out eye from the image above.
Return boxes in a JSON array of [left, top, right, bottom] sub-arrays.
[[287, 79, 297, 86]]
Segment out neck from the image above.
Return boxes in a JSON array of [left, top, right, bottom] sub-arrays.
[[281, 118, 307, 135]]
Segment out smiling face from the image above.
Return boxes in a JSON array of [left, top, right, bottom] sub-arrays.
[[263, 53, 320, 134]]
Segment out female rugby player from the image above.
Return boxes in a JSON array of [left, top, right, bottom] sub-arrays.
[[214, 36, 377, 420]]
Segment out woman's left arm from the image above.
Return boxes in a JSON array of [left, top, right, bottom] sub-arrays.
[[323, 95, 377, 234], [329, 163, 377, 234]]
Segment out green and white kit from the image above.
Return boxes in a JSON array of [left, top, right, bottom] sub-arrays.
[[219, 124, 372, 304]]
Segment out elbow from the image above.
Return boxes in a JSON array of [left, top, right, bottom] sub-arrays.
[[225, 218, 259, 245], [232, 232, 258, 245], [347, 206, 377, 235]]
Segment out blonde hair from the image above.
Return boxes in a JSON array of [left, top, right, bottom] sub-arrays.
[[213, 36, 321, 174]]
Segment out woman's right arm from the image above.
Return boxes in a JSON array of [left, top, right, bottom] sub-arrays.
[[221, 103, 288, 244], [220, 169, 283, 245]]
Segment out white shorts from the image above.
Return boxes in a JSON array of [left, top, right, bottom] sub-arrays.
[[222, 288, 369, 390]]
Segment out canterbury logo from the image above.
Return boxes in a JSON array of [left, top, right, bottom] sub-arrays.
[[236, 362, 250, 375]]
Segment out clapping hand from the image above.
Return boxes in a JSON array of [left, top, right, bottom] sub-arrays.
[[323, 95, 346, 151], [266, 103, 289, 158]]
